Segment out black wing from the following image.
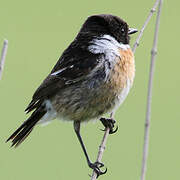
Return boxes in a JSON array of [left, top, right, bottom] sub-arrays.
[[25, 41, 101, 113]]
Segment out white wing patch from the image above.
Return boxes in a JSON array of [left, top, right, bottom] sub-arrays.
[[51, 67, 67, 76], [51, 65, 74, 76]]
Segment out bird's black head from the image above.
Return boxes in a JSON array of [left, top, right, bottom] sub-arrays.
[[77, 14, 137, 45]]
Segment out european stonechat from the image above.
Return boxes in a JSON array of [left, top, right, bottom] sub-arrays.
[[7, 14, 137, 177]]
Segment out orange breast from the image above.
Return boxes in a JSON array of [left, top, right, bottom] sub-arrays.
[[108, 48, 135, 92]]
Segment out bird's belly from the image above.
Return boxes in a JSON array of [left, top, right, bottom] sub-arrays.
[[52, 77, 132, 122], [82, 78, 132, 121]]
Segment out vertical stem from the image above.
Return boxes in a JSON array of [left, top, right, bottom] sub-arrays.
[[0, 39, 8, 80], [140, 1, 163, 180]]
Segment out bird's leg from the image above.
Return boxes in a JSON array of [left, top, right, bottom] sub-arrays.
[[100, 118, 118, 134], [73, 121, 107, 177]]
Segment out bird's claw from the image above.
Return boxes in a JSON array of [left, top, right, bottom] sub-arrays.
[[89, 161, 107, 178], [100, 118, 118, 134]]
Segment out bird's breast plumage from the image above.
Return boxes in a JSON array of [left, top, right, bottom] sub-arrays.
[[108, 48, 135, 91], [102, 47, 135, 112]]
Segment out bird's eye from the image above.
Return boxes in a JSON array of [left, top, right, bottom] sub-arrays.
[[121, 28, 125, 34]]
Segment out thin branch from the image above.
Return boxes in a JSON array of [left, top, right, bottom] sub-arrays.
[[140, 1, 163, 180], [91, 0, 162, 179], [91, 127, 110, 180], [132, 0, 160, 53], [0, 39, 8, 80], [91, 112, 113, 180]]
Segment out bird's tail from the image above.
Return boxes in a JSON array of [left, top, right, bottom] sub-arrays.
[[6, 106, 46, 147]]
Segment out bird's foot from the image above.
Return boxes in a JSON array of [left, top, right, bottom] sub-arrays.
[[100, 118, 118, 134], [89, 161, 107, 178]]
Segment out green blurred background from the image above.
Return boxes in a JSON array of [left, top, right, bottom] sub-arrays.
[[0, 0, 179, 179]]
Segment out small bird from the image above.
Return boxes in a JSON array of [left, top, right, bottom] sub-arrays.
[[6, 14, 137, 177]]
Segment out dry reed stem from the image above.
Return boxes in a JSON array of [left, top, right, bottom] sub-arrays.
[[0, 39, 8, 80], [140, 1, 163, 179]]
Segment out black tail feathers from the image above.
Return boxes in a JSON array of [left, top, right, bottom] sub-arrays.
[[6, 107, 46, 147]]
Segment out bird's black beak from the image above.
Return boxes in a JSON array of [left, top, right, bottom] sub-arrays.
[[128, 28, 138, 35]]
